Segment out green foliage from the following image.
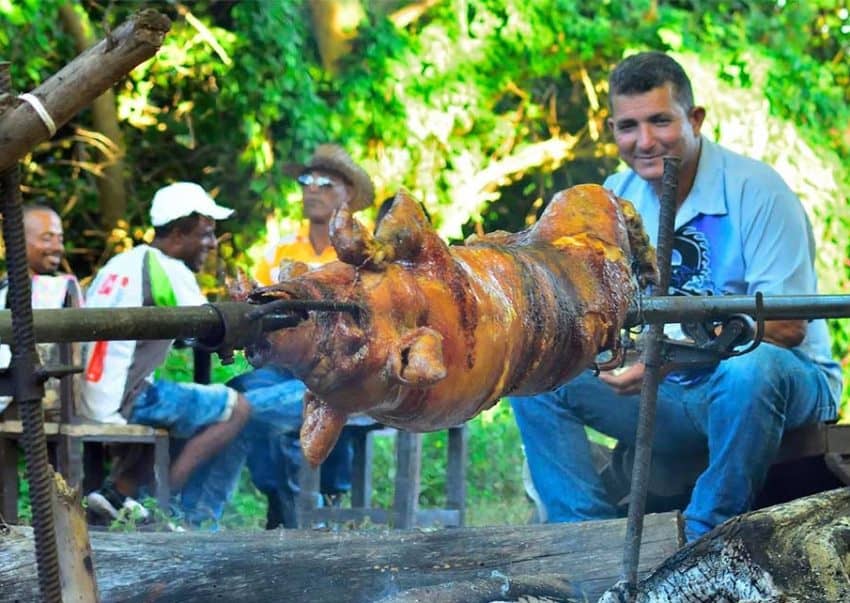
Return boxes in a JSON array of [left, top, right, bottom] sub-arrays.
[[0, 0, 73, 86], [154, 347, 252, 384], [219, 468, 268, 530], [16, 456, 32, 524]]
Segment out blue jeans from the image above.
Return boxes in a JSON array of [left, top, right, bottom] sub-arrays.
[[509, 343, 836, 541], [130, 380, 233, 439], [180, 365, 356, 527], [231, 368, 354, 514], [178, 366, 305, 526], [321, 429, 353, 495]]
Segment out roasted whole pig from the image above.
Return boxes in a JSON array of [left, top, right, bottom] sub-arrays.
[[247, 184, 657, 465]]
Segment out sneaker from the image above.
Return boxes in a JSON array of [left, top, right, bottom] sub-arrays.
[[86, 486, 150, 522], [134, 518, 186, 533]]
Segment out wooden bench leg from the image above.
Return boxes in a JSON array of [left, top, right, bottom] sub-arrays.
[[56, 434, 83, 492], [393, 431, 422, 529], [153, 434, 171, 512], [350, 429, 374, 509], [296, 456, 321, 528], [446, 425, 467, 526], [0, 438, 19, 524], [82, 443, 105, 495]]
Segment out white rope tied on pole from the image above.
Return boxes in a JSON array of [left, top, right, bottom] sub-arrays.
[[17, 93, 57, 137]]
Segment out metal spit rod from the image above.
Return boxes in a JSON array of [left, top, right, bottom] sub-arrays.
[[620, 156, 680, 593], [628, 293, 850, 325], [1, 295, 849, 345], [0, 301, 360, 344], [0, 63, 62, 603]]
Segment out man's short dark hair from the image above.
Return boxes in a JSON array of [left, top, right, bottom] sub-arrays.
[[608, 51, 695, 112], [153, 212, 205, 239], [22, 201, 59, 218]]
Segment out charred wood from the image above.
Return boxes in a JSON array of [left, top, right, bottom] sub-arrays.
[[599, 488, 850, 602]]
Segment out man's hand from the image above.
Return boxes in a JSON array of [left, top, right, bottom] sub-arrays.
[[598, 362, 646, 396]]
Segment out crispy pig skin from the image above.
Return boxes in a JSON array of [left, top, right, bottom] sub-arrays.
[[250, 184, 656, 465]]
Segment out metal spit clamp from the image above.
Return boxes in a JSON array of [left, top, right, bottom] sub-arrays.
[[190, 302, 269, 365], [191, 299, 362, 365], [663, 311, 761, 371]]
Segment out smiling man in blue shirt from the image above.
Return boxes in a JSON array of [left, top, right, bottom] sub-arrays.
[[510, 51, 842, 542]]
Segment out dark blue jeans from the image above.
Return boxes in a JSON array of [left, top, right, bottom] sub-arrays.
[[178, 366, 304, 526], [510, 343, 836, 541], [179, 366, 354, 527]]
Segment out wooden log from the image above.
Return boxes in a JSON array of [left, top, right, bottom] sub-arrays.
[[375, 573, 579, 603], [0, 9, 171, 171], [599, 487, 850, 602], [0, 511, 682, 603]]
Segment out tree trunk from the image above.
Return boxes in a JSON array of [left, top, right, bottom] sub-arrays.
[[0, 512, 682, 603], [57, 3, 128, 232], [598, 487, 850, 602], [308, 0, 365, 74]]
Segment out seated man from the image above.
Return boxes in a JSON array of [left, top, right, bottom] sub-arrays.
[[0, 202, 83, 417], [509, 52, 842, 542], [82, 182, 304, 524], [181, 144, 375, 528]]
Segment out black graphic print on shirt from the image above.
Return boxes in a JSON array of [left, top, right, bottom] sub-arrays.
[[669, 225, 716, 296]]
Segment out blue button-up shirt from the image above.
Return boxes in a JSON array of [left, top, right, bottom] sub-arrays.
[[604, 136, 842, 410]]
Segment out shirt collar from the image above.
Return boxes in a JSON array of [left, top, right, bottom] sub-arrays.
[[675, 136, 727, 229]]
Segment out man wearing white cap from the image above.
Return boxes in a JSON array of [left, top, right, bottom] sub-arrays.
[[82, 182, 303, 525]]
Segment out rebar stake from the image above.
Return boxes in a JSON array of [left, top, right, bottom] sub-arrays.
[[620, 155, 681, 597]]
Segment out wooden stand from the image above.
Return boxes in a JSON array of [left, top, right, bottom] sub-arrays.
[[50, 472, 98, 602], [297, 425, 467, 528]]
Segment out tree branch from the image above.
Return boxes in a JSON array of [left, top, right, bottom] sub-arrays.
[[0, 9, 171, 171], [57, 2, 130, 230], [439, 133, 581, 239], [388, 0, 441, 28]]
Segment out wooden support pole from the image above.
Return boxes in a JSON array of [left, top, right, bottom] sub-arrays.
[[0, 9, 171, 171], [51, 473, 98, 602], [445, 425, 467, 526], [393, 430, 421, 528]]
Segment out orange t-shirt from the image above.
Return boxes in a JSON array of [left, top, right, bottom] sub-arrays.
[[254, 222, 337, 286]]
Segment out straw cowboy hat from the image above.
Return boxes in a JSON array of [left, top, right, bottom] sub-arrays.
[[284, 144, 375, 211]]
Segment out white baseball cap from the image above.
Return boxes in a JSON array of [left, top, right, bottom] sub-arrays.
[[149, 182, 235, 227]]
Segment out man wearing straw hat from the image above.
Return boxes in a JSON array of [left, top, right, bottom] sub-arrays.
[[183, 145, 375, 528]]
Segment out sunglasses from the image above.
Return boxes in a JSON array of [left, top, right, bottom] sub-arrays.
[[297, 173, 335, 188]]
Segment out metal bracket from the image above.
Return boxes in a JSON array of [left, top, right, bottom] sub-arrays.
[[0, 361, 81, 398], [659, 293, 766, 371]]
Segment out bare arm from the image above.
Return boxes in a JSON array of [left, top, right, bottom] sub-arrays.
[[762, 319, 806, 348]]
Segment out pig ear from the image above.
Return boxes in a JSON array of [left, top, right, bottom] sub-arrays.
[[372, 190, 426, 260], [300, 391, 348, 467], [388, 327, 447, 387]]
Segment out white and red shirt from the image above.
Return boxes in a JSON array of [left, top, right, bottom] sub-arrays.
[[80, 245, 206, 424], [0, 273, 83, 413]]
